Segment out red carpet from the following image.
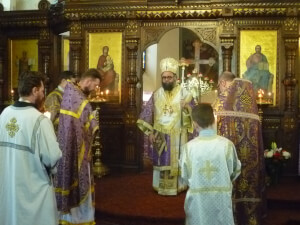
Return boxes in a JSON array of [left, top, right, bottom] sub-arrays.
[[95, 172, 185, 225], [95, 172, 300, 225]]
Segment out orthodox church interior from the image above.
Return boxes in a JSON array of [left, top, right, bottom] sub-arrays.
[[0, 0, 299, 224]]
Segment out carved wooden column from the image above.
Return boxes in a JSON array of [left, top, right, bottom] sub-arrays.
[[283, 40, 298, 112], [281, 15, 299, 175], [69, 22, 83, 78], [123, 19, 140, 169], [38, 28, 52, 95], [126, 42, 138, 108], [124, 38, 139, 168], [221, 44, 234, 72], [220, 18, 235, 73]]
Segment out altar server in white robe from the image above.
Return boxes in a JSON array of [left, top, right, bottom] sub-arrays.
[[179, 103, 241, 225], [0, 71, 62, 225]]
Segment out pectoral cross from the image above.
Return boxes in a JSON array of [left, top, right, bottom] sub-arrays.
[[199, 160, 218, 180], [163, 104, 173, 115]]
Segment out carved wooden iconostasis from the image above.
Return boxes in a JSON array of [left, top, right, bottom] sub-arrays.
[[0, 0, 299, 175]]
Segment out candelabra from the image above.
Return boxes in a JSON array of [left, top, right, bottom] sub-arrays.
[[89, 86, 109, 178], [179, 58, 214, 103], [181, 70, 214, 104], [256, 89, 273, 123]]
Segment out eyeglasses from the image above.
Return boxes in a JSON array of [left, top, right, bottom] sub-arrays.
[[162, 76, 174, 80]]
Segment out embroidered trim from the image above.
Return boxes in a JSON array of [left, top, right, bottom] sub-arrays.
[[31, 115, 45, 153], [189, 186, 232, 193], [233, 198, 262, 203], [215, 110, 259, 121], [60, 100, 89, 119], [0, 142, 32, 153]]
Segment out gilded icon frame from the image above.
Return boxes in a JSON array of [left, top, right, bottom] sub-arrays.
[[9, 39, 39, 91], [239, 30, 278, 105], [87, 32, 123, 103]]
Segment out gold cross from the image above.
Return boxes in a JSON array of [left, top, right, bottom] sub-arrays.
[[5, 117, 19, 138], [163, 104, 174, 115], [163, 104, 169, 115], [199, 160, 218, 180]]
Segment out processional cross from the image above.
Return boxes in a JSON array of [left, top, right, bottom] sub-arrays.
[[181, 39, 216, 75], [179, 39, 216, 103]]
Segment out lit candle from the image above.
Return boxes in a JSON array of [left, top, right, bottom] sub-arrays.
[[257, 89, 264, 104], [105, 89, 109, 95], [11, 89, 14, 99], [267, 92, 273, 104], [101, 92, 103, 96]]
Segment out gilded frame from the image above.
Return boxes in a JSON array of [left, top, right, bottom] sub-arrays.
[[239, 30, 278, 105], [87, 32, 123, 103], [9, 39, 39, 92]]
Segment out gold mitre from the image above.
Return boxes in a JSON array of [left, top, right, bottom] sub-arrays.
[[160, 57, 179, 74]]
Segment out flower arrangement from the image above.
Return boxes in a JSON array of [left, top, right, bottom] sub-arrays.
[[264, 142, 291, 161], [182, 72, 214, 102], [264, 142, 291, 185]]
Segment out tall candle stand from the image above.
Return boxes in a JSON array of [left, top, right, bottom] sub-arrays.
[[179, 57, 189, 87], [256, 89, 273, 123], [257, 89, 264, 122], [89, 87, 109, 178]]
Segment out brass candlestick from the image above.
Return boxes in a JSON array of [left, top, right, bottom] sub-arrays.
[[89, 86, 109, 178], [256, 89, 272, 123]]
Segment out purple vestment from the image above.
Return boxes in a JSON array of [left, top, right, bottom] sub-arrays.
[[55, 82, 98, 213], [137, 85, 193, 195], [215, 78, 266, 225]]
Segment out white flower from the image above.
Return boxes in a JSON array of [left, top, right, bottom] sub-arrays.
[[282, 151, 291, 159], [265, 150, 274, 158]]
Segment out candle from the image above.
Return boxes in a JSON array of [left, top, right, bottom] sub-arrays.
[[257, 89, 264, 104], [10, 89, 15, 103], [105, 89, 109, 95], [11, 89, 14, 99], [267, 92, 273, 104]]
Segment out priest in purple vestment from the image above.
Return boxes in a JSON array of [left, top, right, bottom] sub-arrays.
[[54, 68, 101, 225], [137, 57, 193, 196], [214, 71, 266, 225]]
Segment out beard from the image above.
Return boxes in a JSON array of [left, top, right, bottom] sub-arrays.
[[36, 96, 45, 112], [82, 86, 91, 96], [162, 82, 175, 91]]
